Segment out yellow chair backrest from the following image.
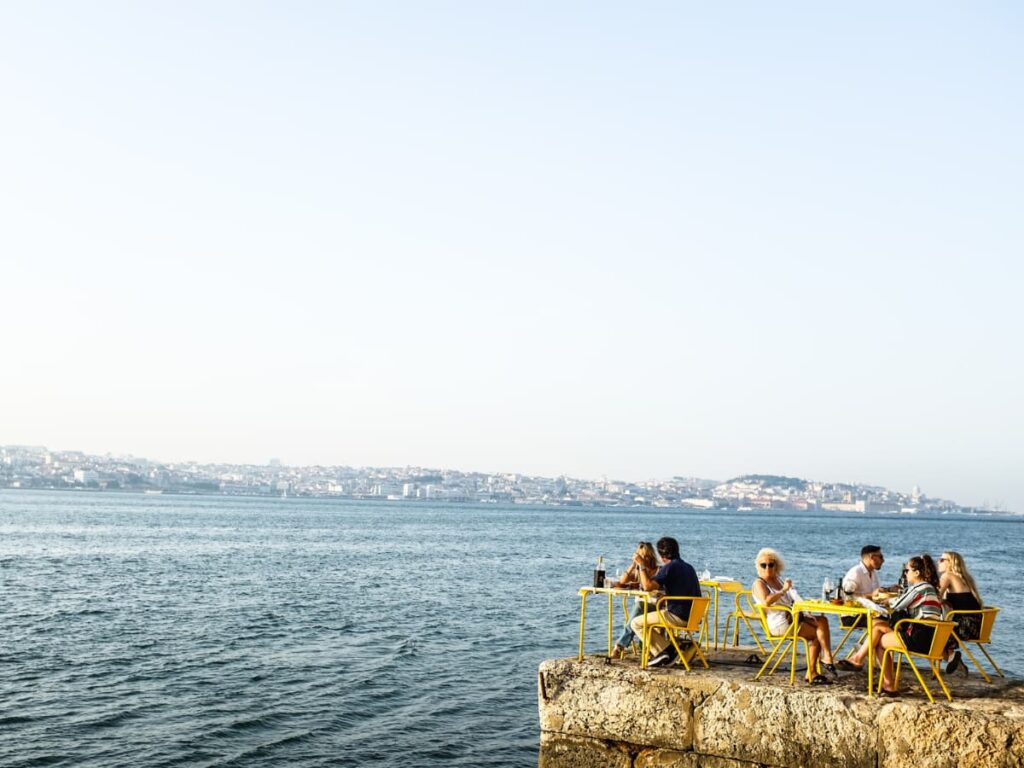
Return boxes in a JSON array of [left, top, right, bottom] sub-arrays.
[[755, 602, 798, 642], [945, 606, 1003, 682], [654, 595, 711, 632], [735, 589, 758, 616], [976, 607, 998, 643], [882, 618, 958, 702], [892, 618, 957, 660], [716, 580, 745, 594]]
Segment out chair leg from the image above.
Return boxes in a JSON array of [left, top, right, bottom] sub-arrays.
[[903, 656, 935, 703], [687, 631, 710, 669], [743, 616, 767, 653], [979, 645, 1005, 678], [756, 640, 789, 680], [929, 659, 953, 701], [957, 638, 993, 683]]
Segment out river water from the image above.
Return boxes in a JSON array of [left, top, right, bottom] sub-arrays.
[[1, 491, 1020, 767]]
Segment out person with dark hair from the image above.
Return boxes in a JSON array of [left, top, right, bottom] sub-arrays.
[[842, 545, 887, 598], [874, 554, 943, 695], [628, 536, 700, 667], [840, 554, 943, 694]]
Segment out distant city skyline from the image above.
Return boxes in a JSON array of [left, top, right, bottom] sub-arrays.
[[5, 442, 1003, 514], [3, 5, 1022, 513], [0, 441, 1012, 513]]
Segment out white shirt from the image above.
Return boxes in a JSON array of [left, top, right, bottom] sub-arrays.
[[842, 561, 880, 596]]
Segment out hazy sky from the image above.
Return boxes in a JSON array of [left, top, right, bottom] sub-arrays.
[[3, 3, 1022, 510]]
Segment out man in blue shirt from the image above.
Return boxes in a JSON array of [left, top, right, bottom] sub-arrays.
[[629, 536, 701, 667]]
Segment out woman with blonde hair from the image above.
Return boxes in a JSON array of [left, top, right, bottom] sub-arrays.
[[611, 541, 659, 658], [938, 551, 983, 673], [750, 547, 837, 684]]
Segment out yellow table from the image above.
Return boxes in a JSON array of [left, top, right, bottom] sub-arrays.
[[699, 579, 744, 651], [577, 586, 654, 661], [791, 599, 878, 695]]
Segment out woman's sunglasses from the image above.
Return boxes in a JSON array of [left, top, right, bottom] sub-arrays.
[[758, 562, 777, 569]]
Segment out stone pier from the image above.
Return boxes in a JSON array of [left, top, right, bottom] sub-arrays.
[[537, 651, 1024, 768]]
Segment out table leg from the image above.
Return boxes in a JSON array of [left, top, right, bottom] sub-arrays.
[[790, 619, 799, 685], [607, 593, 614, 656], [866, 613, 874, 696], [578, 593, 588, 661], [712, 588, 720, 650], [640, 601, 650, 668]]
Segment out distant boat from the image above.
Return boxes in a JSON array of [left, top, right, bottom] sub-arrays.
[[144, 489, 163, 495]]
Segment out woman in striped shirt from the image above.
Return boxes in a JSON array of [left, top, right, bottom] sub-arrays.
[[876, 554, 943, 696]]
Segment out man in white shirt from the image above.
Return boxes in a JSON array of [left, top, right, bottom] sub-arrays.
[[842, 545, 886, 598], [838, 545, 887, 629]]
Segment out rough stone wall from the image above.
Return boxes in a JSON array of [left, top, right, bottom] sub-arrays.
[[538, 658, 1024, 768]]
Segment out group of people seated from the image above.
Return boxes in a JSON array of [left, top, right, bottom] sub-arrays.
[[608, 538, 985, 695]]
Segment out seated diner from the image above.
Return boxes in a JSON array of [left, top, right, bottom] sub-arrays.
[[751, 547, 837, 684], [841, 554, 943, 696]]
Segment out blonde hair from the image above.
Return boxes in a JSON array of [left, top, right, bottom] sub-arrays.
[[943, 551, 982, 605], [754, 547, 786, 575], [636, 542, 657, 568]]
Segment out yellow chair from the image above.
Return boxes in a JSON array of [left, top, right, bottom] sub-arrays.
[[946, 607, 1003, 683], [878, 619, 957, 703], [834, 616, 868, 659], [639, 595, 711, 671], [723, 589, 767, 655], [753, 603, 814, 685], [697, 587, 713, 650]]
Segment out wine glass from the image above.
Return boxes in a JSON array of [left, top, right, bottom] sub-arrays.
[[823, 577, 835, 601]]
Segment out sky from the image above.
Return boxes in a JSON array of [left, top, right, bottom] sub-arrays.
[[2, 3, 1022, 511]]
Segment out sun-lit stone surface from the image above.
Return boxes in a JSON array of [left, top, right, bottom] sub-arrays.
[[538, 652, 1024, 768]]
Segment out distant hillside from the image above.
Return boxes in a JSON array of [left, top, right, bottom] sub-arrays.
[[723, 474, 808, 490]]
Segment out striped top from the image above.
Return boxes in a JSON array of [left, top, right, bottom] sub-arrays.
[[889, 581, 943, 620]]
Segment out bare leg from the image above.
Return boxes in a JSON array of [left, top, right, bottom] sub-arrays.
[[879, 632, 902, 691], [798, 622, 822, 680], [848, 621, 890, 666], [814, 617, 834, 664]]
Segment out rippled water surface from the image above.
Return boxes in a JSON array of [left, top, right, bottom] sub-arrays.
[[2, 491, 1021, 767]]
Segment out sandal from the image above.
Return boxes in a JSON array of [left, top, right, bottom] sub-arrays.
[[744, 653, 763, 665], [878, 688, 901, 698], [822, 662, 839, 679], [807, 674, 832, 686], [836, 659, 862, 672]]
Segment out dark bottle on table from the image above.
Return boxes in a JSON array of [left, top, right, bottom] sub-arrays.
[[593, 555, 605, 588], [836, 578, 845, 603], [897, 569, 908, 594]]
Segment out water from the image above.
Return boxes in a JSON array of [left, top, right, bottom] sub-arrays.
[[1, 491, 1020, 767]]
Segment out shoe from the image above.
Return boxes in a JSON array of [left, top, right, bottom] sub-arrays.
[[878, 688, 901, 698], [648, 646, 678, 668], [836, 659, 862, 672], [807, 674, 832, 686], [946, 651, 962, 675], [822, 663, 839, 679]]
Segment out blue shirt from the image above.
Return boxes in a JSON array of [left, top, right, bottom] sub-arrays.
[[654, 558, 701, 619]]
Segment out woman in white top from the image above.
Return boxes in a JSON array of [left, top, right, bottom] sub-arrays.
[[751, 547, 837, 684]]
